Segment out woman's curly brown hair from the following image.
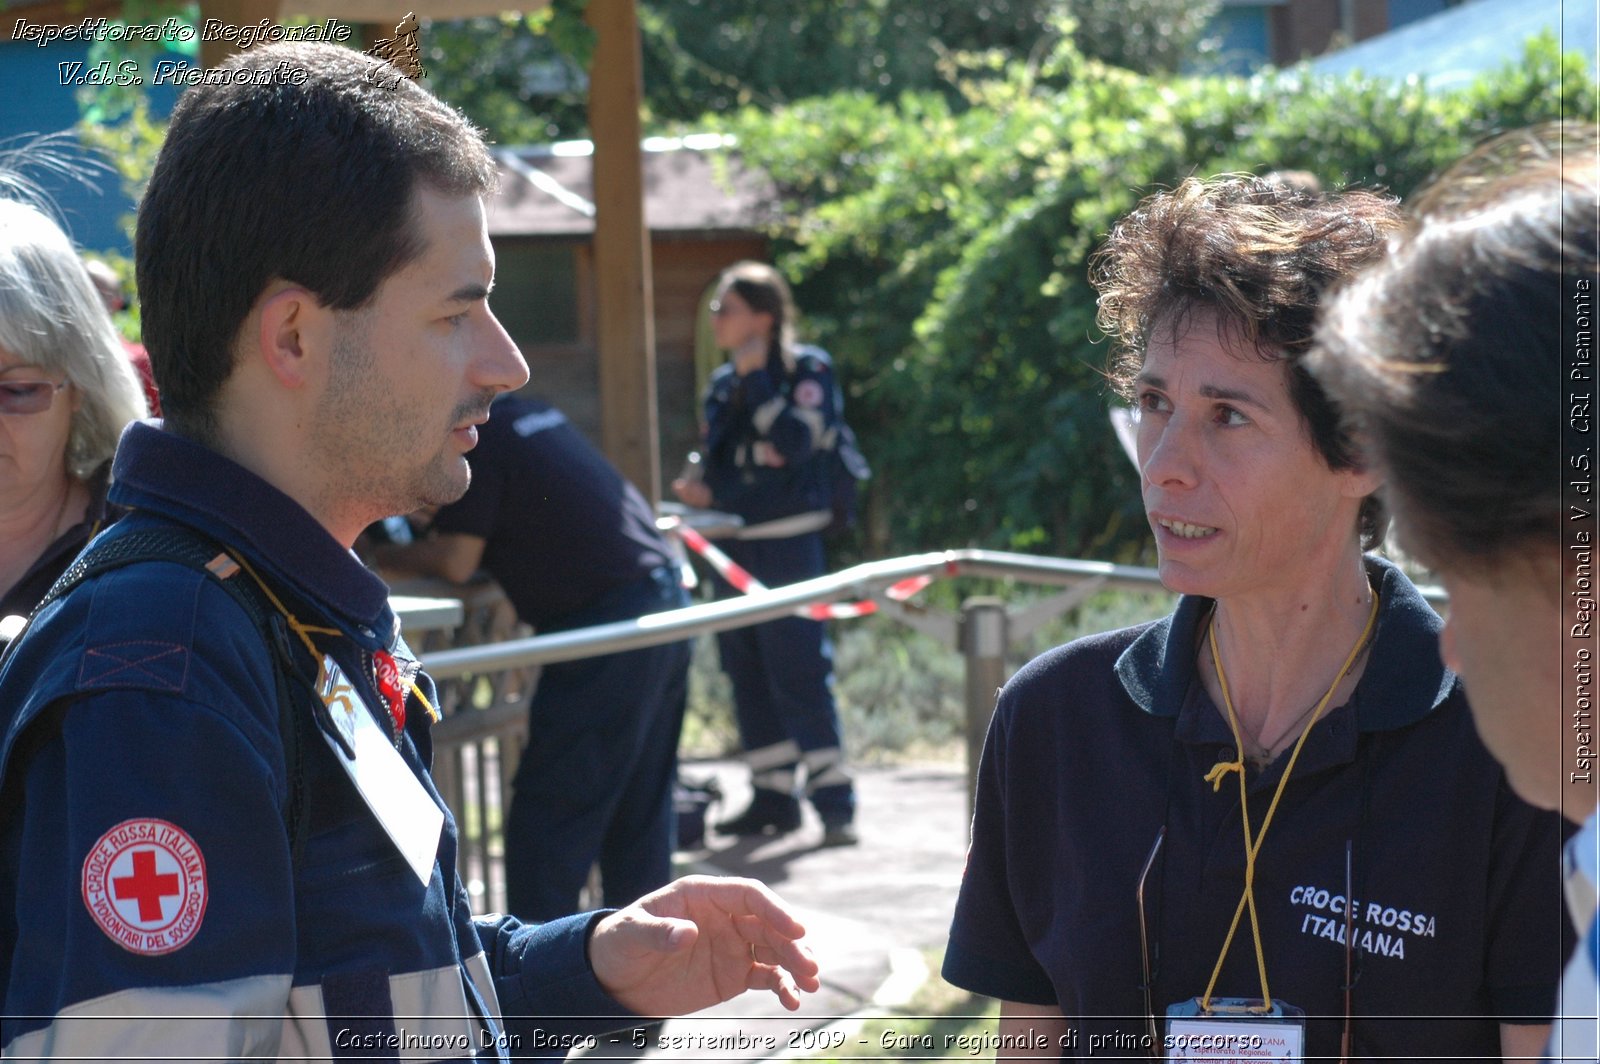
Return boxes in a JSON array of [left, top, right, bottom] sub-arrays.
[[1091, 174, 1403, 548]]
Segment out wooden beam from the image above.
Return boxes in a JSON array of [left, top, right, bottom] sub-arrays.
[[584, 0, 659, 504]]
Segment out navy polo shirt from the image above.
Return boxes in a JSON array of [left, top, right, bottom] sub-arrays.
[[945, 556, 1569, 1061], [430, 396, 671, 630]]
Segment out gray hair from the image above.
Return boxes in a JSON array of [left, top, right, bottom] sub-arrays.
[[0, 198, 147, 478]]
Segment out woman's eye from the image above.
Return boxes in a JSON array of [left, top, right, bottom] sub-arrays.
[[1215, 405, 1249, 426], [1136, 391, 1169, 414]]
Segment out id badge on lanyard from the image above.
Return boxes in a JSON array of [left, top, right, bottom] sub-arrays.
[[315, 653, 444, 886], [1164, 998, 1305, 1062]]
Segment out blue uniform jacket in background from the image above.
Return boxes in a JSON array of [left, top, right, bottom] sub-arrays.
[[0, 421, 634, 1061], [702, 344, 839, 527]]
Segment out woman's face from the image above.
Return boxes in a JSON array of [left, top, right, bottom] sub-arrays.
[[1426, 555, 1566, 813], [1133, 310, 1377, 602], [0, 344, 76, 500], [709, 286, 772, 353]]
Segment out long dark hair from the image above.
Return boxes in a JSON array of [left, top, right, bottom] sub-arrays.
[[718, 260, 799, 376]]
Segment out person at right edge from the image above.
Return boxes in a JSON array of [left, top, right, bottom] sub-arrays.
[[1309, 121, 1599, 1060], [672, 261, 857, 847], [943, 175, 1569, 1060]]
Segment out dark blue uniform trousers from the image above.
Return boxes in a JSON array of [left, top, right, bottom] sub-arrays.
[[715, 533, 855, 824], [503, 567, 691, 921]]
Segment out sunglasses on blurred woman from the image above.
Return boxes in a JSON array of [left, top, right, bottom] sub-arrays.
[[0, 380, 68, 415]]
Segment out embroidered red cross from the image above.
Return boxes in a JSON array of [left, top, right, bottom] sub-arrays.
[[113, 849, 179, 922]]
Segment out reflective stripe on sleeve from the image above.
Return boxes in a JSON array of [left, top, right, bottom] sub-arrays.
[[751, 396, 787, 436], [3, 973, 291, 1062], [791, 406, 827, 444], [463, 951, 503, 1027]]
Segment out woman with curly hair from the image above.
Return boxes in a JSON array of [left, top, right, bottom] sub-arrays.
[[944, 175, 1566, 1060]]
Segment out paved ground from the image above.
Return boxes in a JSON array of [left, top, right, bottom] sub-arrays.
[[575, 759, 973, 1061]]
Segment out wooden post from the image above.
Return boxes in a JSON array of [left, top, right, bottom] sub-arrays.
[[585, 0, 660, 504]]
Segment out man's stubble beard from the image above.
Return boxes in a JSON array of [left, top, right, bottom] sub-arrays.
[[315, 314, 470, 522]]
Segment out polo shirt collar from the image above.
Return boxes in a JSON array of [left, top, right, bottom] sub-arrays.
[[1114, 554, 1455, 733], [108, 420, 397, 648]]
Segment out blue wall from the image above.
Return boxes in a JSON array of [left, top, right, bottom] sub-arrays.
[[0, 39, 183, 255]]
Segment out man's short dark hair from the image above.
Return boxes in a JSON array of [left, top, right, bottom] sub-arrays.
[[136, 41, 497, 441]]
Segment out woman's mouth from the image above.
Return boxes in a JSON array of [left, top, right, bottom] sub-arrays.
[[1156, 517, 1218, 540]]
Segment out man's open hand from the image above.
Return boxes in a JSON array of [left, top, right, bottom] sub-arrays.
[[588, 876, 821, 1016]]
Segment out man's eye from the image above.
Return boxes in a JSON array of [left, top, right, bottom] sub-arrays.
[[1216, 405, 1249, 426]]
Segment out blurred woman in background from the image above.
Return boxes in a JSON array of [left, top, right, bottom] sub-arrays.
[[671, 260, 857, 847], [0, 197, 147, 619]]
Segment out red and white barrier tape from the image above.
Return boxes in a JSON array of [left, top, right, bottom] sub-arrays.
[[670, 522, 930, 620]]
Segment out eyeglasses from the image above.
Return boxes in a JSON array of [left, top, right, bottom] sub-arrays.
[[0, 379, 69, 416]]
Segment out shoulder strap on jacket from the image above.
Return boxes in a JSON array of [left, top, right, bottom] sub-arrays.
[[9, 525, 310, 856]]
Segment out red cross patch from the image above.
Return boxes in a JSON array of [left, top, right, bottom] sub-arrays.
[[81, 818, 207, 955]]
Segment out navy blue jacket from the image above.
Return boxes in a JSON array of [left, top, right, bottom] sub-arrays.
[[0, 422, 632, 1060], [701, 344, 839, 526], [431, 396, 671, 629]]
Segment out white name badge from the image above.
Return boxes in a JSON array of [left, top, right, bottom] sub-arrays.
[[316, 654, 444, 886], [1166, 999, 1304, 1062]]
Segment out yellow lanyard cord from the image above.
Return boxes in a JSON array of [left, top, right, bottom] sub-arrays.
[[230, 552, 440, 724], [231, 552, 342, 657], [1198, 591, 1380, 1013], [410, 682, 440, 724]]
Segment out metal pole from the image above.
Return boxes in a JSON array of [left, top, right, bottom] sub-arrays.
[[960, 596, 1008, 823]]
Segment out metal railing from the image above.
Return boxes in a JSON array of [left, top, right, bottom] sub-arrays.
[[424, 550, 1175, 676], [424, 549, 1443, 913]]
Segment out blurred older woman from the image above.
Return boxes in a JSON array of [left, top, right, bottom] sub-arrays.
[[1310, 122, 1599, 1060], [943, 175, 1567, 1061], [0, 198, 147, 618]]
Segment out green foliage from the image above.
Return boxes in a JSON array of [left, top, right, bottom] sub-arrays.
[[423, 4, 594, 146], [1067, 0, 1221, 75], [425, 0, 1227, 144], [639, 0, 1059, 119], [75, 94, 166, 250], [728, 35, 1593, 562]]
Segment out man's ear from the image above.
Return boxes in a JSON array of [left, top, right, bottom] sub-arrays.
[[254, 284, 334, 389]]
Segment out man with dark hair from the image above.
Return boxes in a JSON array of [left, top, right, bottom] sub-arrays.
[[0, 41, 817, 1059]]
